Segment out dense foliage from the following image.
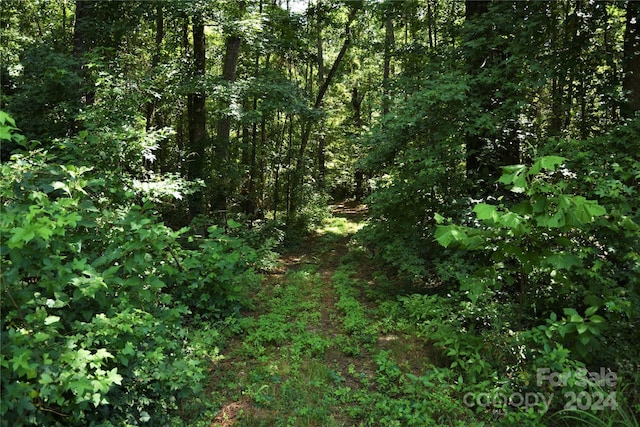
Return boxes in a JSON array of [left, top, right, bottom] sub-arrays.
[[356, 0, 640, 423], [0, 115, 268, 425]]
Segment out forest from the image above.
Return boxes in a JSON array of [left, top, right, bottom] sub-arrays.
[[1, 0, 639, 425]]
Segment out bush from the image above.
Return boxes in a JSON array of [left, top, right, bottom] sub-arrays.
[[0, 114, 257, 425]]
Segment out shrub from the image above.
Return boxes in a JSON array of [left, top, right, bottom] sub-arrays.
[[0, 114, 257, 425]]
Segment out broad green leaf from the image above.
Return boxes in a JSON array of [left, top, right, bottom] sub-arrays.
[[227, 219, 241, 229], [587, 324, 602, 335], [0, 126, 13, 141], [0, 111, 17, 127], [578, 334, 591, 345], [539, 156, 566, 170], [106, 368, 122, 385], [585, 306, 599, 317], [544, 253, 582, 270], [563, 308, 582, 322], [92, 392, 103, 407], [569, 313, 583, 323], [499, 164, 528, 192], [499, 212, 525, 231], [44, 315, 61, 325], [473, 203, 498, 222], [529, 156, 565, 175], [434, 225, 466, 248], [52, 181, 70, 194], [40, 373, 54, 385], [584, 201, 607, 218], [94, 348, 113, 360], [567, 196, 604, 225]]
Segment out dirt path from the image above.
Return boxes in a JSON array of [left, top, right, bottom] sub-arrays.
[[208, 202, 437, 427]]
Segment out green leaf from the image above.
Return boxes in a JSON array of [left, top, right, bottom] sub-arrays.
[[499, 165, 527, 192], [499, 212, 525, 231], [539, 156, 566, 170], [584, 201, 607, 218], [106, 368, 122, 386], [10, 349, 33, 373], [529, 156, 565, 175], [0, 126, 13, 141], [40, 373, 54, 385], [44, 315, 61, 325], [563, 308, 582, 322], [434, 225, 458, 248], [544, 253, 582, 270], [585, 306, 599, 317], [227, 219, 241, 229], [0, 111, 17, 127], [473, 203, 498, 222], [569, 314, 583, 323], [578, 334, 591, 346]]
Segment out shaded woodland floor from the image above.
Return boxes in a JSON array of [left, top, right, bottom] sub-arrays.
[[208, 202, 452, 426]]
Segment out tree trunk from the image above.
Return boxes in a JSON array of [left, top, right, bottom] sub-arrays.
[[622, 0, 640, 118], [73, 0, 95, 106], [382, 13, 395, 117], [352, 86, 365, 200], [211, 33, 242, 212], [316, 18, 325, 189], [464, 0, 490, 187], [146, 5, 164, 132], [62, 0, 68, 35], [317, 134, 326, 190], [187, 14, 207, 218]]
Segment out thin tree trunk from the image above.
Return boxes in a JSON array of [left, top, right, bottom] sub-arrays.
[[73, 0, 95, 106], [146, 5, 164, 131], [273, 112, 288, 222], [622, 0, 640, 118], [352, 86, 365, 200], [62, 0, 67, 35], [427, 1, 433, 50], [382, 13, 395, 117], [316, 18, 325, 189], [212, 25, 243, 212], [285, 115, 293, 224], [464, 0, 490, 185]]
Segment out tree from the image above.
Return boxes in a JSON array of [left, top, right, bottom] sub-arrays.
[[145, 3, 164, 131], [622, 0, 640, 118], [289, 3, 359, 222], [211, 2, 245, 213], [381, 1, 395, 117], [187, 12, 207, 217]]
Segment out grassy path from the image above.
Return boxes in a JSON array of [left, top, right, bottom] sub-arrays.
[[209, 203, 469, 426]]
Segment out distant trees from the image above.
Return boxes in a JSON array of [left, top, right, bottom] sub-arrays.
[[4, 0, 638, 226]]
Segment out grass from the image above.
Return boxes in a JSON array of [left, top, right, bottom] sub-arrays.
[[210, 209, 464, 426], [208, 207, 533, 426]]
